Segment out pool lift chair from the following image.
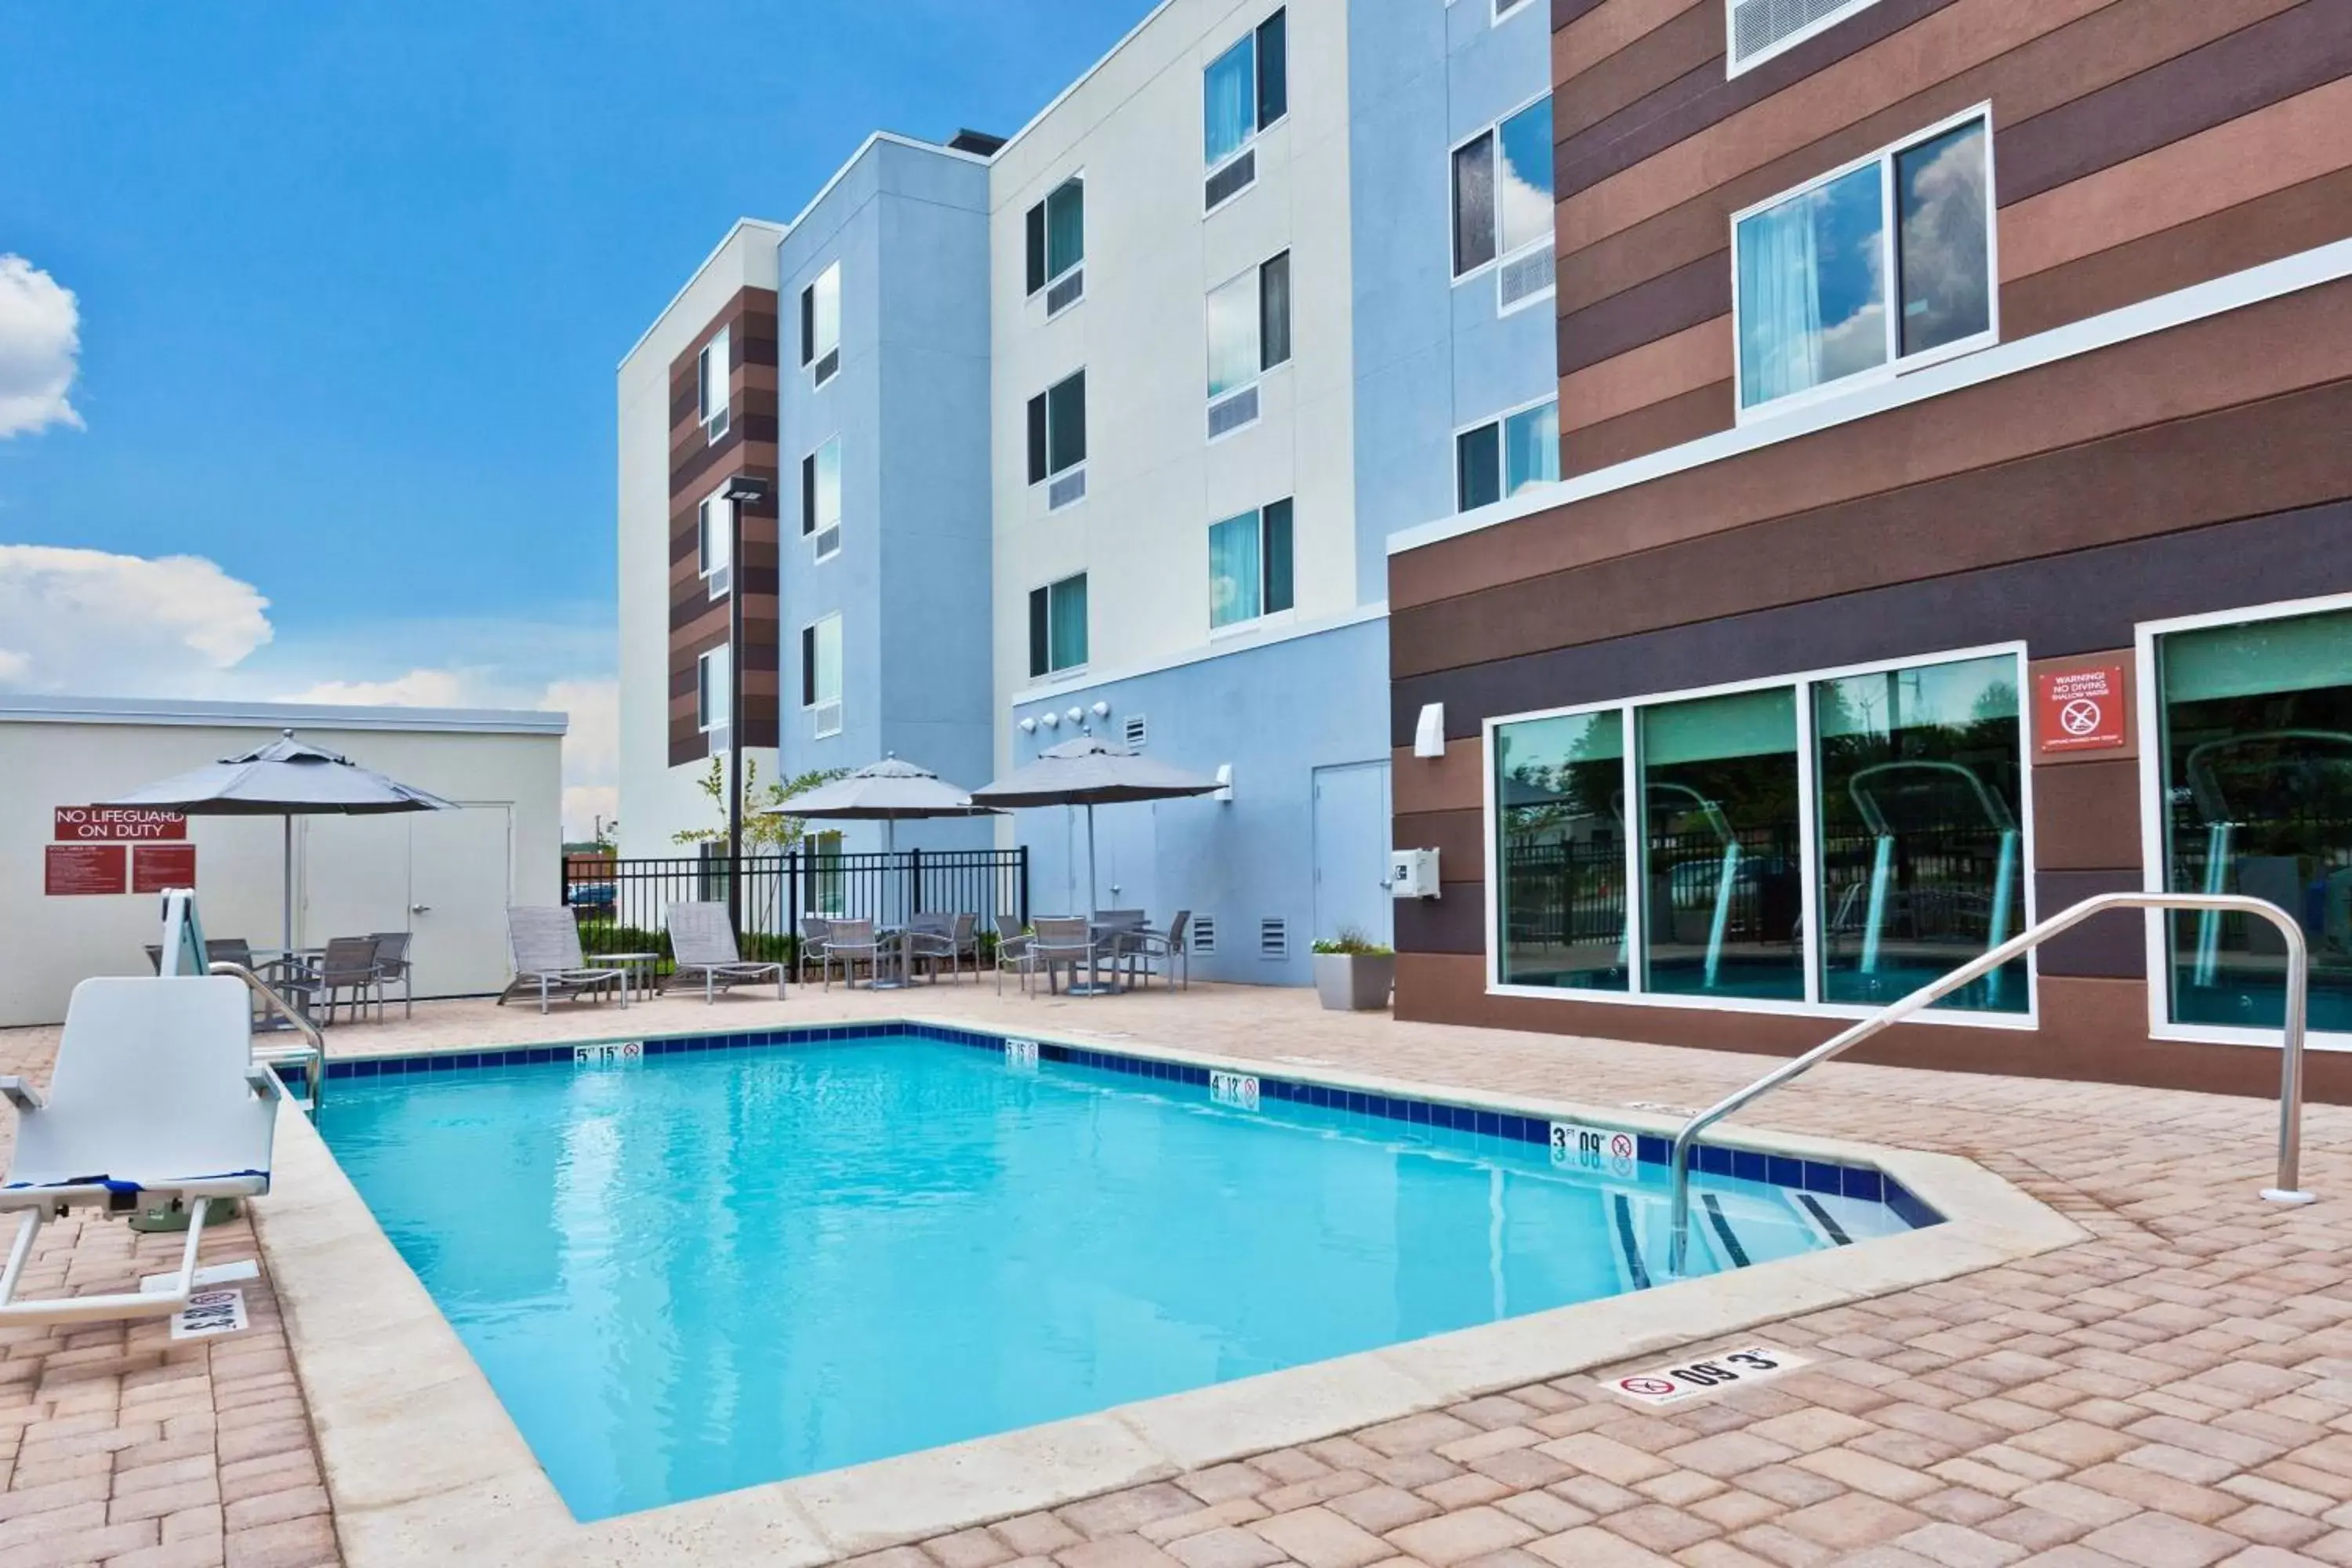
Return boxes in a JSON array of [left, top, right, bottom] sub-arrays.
[[0, 891, 298, 1326], [2183, 731, 2352, 985], [1838, 760, 2019, 1007]]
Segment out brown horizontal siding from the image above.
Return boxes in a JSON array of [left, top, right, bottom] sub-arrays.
[[1391, 740, 1486, 817], [1409, 275, 2352, 615], [1406, 372, 2352, 678], [1392, 886, 1486, 956], [1558, 249, 1730, 377], [1396, 809, 1486, 885], [1393, 953, 2352, 1101], [1555, 4, 1722, 143], [1564, 381, 1732, 476], [2030, 758, 2143, 873]]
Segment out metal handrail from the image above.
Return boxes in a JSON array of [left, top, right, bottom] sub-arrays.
[[208, 960, 327, 1112], [1666, 892, 2314, 1276]]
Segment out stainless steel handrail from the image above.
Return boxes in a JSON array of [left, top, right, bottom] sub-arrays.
[[208, 960, 327, 1112], [1666, 892, 2314, 1276]]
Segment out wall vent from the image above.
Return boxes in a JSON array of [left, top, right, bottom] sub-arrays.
[[1497, 246, 1555, 311], [811, 347, 840, 387], [812, 524, 840, 561], [1192, 915, 1217, 955], [1204, 147, 1257, 212], [706, 564, 731, 600], [1730, 0, 1879, 71], [1207, 384, 1260, 441], [1258, 917, 1288, 960], [1045, 268, 1085, 317], [1123, 714, 1147, 750], [702, 408, 731, 445], [811, 700, 843, 739], [1047, 467, 1087, 510]]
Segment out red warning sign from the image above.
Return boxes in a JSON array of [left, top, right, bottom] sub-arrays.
[[2036, 665, 2127, 755]]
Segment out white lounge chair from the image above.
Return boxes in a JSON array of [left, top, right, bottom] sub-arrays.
[[499, 906, 627, 1014], [0, 976, 281, 1326], [665, 902, 786, 1004]]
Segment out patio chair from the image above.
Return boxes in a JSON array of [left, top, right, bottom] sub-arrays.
[[820, 919, 886, 990], [499, 906, 627, 1014], [1091, 909, 1149, 990], [1121, 911, 1192, 991], [286, 937, 384, 1025], [993, 914, 1033, 996], [665, 902, 786, 1004], [368, 932, 414, 1018], [1015, 917, 1096, 997], [797, 916, 834, 985], [0, 976, 281, 1326], [904, 912, 979, 985]]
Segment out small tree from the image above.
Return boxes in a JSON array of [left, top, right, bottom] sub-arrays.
[[670, 756, 848, 851]]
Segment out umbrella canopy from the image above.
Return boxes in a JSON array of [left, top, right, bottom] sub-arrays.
[[759, 754, 997, 822], [101, 730, 456, 961], [104, 731, 459, 815], [971, 735, 1221, 808]]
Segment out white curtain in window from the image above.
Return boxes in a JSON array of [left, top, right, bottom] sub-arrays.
[[1208, 511, 1261, 629], [699, 492, 731, 575], [812, 263, 840, 358], [1206, 270, 1259, 398], [1203, 38, 1254, 165], [1737, 199, 1824, 408], [814, 438, 840, 529]]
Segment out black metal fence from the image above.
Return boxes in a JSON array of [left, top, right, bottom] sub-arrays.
[[562, 848, 1029, 971]]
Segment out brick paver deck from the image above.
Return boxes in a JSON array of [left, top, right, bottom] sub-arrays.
[[5, 979, 2350, 1566]]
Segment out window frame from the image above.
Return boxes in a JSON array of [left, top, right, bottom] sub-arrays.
[[1207, 498, 1296, 634], [695, 483, 733, 598], [1202, 7, 1289, 207], [695, 643, 731, 735], [1027, 572, 1091, 680], [1204, 250, 1293, 441], [1729, 103, 2000, 426], [1026, 368, 1087, 501], [1450, 90, 1555, 310], [1025, 173, 1086, 312], [800, 260, 842, 388], [1726, 0, 1886, 79], [800, 613, 843, 736], [2133, 589, 2352, 1052], [1453, 394, 1560, 514], [801, 435, 841, 561], [696, 327, 731, 445], [1482, 640, 2036, 1025], [1491, 0, 1536, 20]]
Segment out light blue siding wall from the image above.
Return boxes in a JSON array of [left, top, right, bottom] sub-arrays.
[[1009, 616, 1390, 985], [775, 140, 995, 855]]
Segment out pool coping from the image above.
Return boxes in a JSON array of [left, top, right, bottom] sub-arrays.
[[255, 1017, 2089, 1567]]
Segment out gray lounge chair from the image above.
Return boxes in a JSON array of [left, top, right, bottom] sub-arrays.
[[665, 902, 786, 1004], [994, 914, 1033, 995], [797, 916, 834, 985], [499, 906, 626, 1013]]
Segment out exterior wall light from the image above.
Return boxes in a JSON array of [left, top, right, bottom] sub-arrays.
[[1018, 717, 1037, 733]]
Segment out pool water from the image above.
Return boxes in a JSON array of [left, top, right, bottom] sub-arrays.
[[321, 1036, 1901, 1519]]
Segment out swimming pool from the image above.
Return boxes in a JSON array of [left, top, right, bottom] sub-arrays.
[[318, 1025, 1937, 1521]]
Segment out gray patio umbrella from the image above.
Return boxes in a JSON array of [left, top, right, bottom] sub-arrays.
[[102, 730, 457, 961], [759, 753, 998, 856], [971, 735, 1221, 916]]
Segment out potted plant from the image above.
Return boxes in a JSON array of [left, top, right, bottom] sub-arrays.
[[1312, 927, 1395, 1011]]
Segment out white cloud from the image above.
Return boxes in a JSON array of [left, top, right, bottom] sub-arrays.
[[275, 669, 484, 708], [0, 256, 84, 437], [0, 544, 272, 695]]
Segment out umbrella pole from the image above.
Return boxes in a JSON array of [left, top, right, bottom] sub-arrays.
[[282, 815, 295, 960], [1087, 802, 1099, 920]]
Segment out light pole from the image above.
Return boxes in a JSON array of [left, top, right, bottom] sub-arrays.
[[719, 472, 772, 936]]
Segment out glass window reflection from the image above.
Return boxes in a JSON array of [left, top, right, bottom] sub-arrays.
[[1495, 710, 1628, 991]]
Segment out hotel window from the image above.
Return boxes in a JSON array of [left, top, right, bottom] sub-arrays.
[[801, 614, 842, 737], [1813, 655, 2024, 1012], [801, 437, 840, 561], [695, 644, 730, 735], [1208, 499, 1294, 630], [695, 485, 732, 597], [1455, 397, 1559, 513], [1025, 176, 1085, 316], [1452, 96, 1555, 311], [1490, 647, 2028, 1013], [1203, 8, 1287, 209], [696, 327, 731, 443], [2156, 604, 2352, 1036], [1734, 111, 1993, 417], [799, 260, 841, 387], [1028, 573, 1089, 679], [1206, 252, 1290, 439], [1728, 0, 1886, 78], [1025, 371, 1087, 509]]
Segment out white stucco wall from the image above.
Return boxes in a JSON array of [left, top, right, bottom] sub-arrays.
[[987, 0, 1356, 776], [0, 698, 564, 1027], [615, 220, 785, 861]]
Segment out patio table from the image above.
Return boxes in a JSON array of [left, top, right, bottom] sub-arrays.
[[603, 951, 665, 1005]]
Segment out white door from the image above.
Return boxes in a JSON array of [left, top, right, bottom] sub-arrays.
[[408, 804, 515, 998], [1312, 761, 1394, 947], [298, 815, 412, 953]]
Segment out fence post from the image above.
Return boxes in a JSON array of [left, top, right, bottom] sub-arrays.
[[1018, 845, 1030, 928], [788, 848, 800, 942], [910, 847, 924, 920]]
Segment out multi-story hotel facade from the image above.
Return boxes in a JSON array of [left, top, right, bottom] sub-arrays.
[[1388, 0, 2352, 1096]]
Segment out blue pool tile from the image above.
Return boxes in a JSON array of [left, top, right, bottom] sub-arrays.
[[1695, 1145, 1731, 1176], [1475, 1109, 1499, 1138], [1407, 1100, 1430, 1125], [1802, 1161, 1842, 1195], [427, 1054, 456, 1072], [1842, 1167, 1885, 1203], [1767, 1156, 1803, 1189], [1730, 1149, 1767, 1184], [1638, 1135, 1670, 1167]]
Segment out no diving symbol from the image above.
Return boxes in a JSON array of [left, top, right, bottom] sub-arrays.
[[2059, 698, 2103, 737], [1620, 1377, 1678, 1397], [1608, 1133, 1635, 1160]]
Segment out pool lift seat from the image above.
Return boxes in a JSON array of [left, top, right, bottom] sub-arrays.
[[0, 974, 281, 1326]]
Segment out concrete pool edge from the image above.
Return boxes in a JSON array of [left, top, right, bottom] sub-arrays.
[[258, 1018, 2089, 1566]]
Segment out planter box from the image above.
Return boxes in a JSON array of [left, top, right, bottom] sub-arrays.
[[1313, 951, 1395, 1011]]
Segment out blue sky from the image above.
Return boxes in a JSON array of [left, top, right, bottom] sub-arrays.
[[0, 2, 1153, 826]]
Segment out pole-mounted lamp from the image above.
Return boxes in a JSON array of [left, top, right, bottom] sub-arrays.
[[718, 472, 772, 935]]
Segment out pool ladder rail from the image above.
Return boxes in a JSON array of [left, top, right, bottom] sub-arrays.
[[1665, 891, 2316, 1278], [207, 960, 326, 1118]]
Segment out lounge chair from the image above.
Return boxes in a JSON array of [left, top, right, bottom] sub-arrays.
[[665, 903, 786, 1004], [797, 916, 834, 986], [993, 914, 1033, 995], [285, 936, 383, 1025], [0, 976, 281, 1326], [499, 906, 627, 1014]]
